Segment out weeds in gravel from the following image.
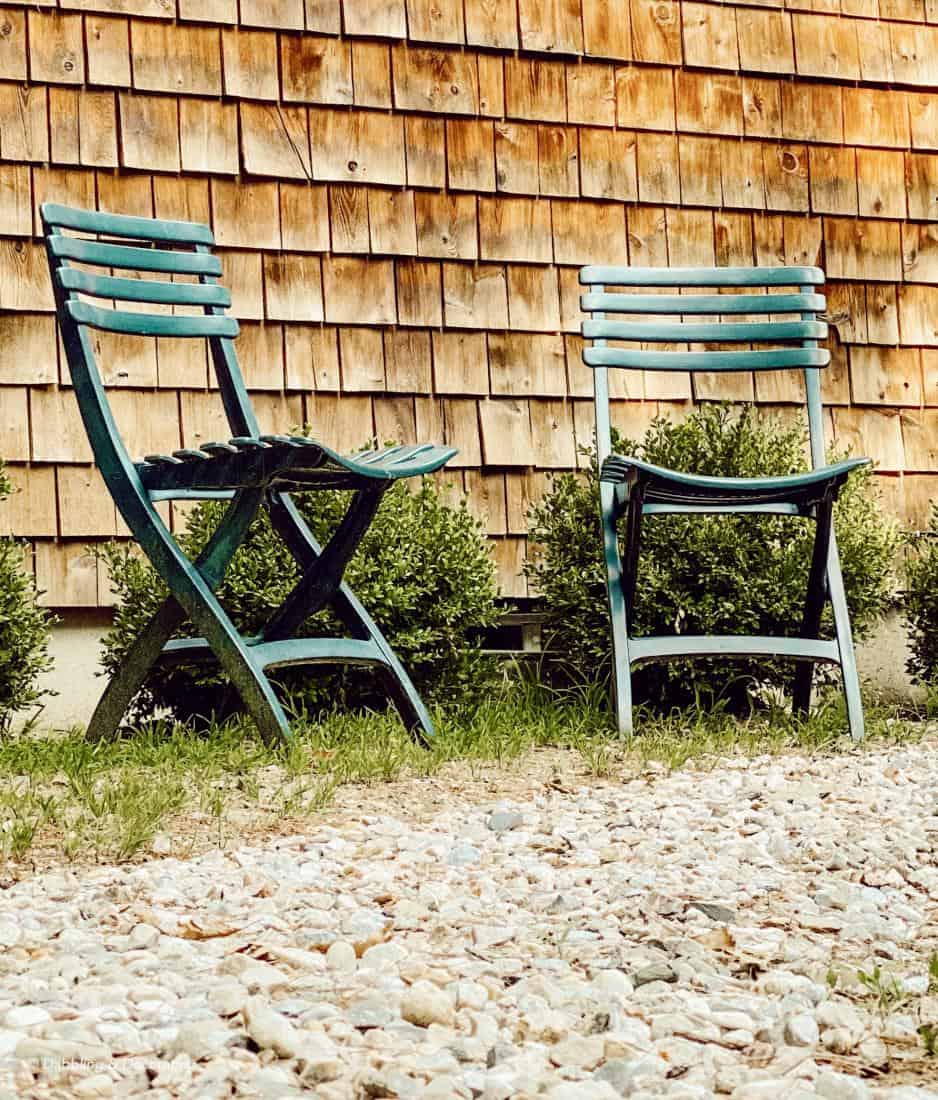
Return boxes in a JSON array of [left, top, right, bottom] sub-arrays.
[[0, 667, 930, 864], [857, 964, 910, 1022]]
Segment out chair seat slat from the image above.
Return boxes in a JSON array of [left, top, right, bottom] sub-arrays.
[[582, 319, 826, 343], [58, 268, 231, 308], [50, 235, 222, 277], [42, 202, 214, 246], [579, 292, 825, 315], [583, 346, 829, 371], [67, 300, 239, 338], [579, 265, 824, 287]]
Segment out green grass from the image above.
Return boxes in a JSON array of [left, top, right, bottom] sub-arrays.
[[0, 670, 930, 864]]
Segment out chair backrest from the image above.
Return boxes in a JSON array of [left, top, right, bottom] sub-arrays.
[[42, 202, 259, 489], [578, 265, 829, 471]]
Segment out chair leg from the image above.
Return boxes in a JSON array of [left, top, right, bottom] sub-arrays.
[[132, 491, 293, 746], [266, 491, 436, 745], [89, 488, 267, 741], [86, 597, 186, 741], [602, 482, 634, 736], [827, 533, 865, 742], [792, 498, 834, 716]]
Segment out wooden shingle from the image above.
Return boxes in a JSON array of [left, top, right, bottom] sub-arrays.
[[28, 11, 84, 85], [222, 29, 279, 100], [447, 119, 496, 192], [352, 42, 392, 108], [495, 122, 539, 194], [281, 34, 353, 104], [479, 197, 552, 263], [86, 15, 131, 87], [180, 99, 238, 175], [119, 93, 180, 173], [443, 263, 509, 328], [330, 184, 371, 252], [264, 254, 324, 321], [415, 192, 478, 259], [310, 108, 406, 185], [385, 330, 432, 391], [0, 9, 26, 82], [681, 2, 739, 71], [809, 146, 857, 217], [323, 256, 397, 324], [131, 21, 222, 96], [407, 0, 465, 44], [580, 128, 638, 202], [240, 0, 305, 29], [566, 62, 616, 128], [344, 0, 407, 38], [507, 265, 560, 332], [396, 258, 443, 326], [737, 9, 795, 74], [553, 199, 628, 265], [464, 0, 518, 49], [241, 103, 312, 180], [432, 330, 489, 394], [0, 85, 48, 162], [616, 65, 674, 131], [368, 187, 418, 255], [538, 125, 579, 197], [630, 0, 682, 65], [518, 0, 582, 55], [582, 0, 632, 60], [393, 46, 479, 115], [793, 14, 860, 81], [505, 58, 567, 123], [211, 179, 280, 248]]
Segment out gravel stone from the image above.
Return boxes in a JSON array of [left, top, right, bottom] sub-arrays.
[[0, 746, 935, 1097], [400, 980, 455, 1027]]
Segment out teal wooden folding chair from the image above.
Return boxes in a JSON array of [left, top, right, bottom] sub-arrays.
[[579, 265, 868, 740], [42, 202, 456, 746]]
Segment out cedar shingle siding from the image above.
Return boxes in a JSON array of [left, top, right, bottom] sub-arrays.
[[0, 0, 935, 604]]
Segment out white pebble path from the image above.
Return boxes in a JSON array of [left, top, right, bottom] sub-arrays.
[[0, 745, 936, 1099]]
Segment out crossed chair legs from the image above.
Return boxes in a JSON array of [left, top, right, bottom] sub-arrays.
[[87, 487, 434, 746], [602, 485, 865, 741]]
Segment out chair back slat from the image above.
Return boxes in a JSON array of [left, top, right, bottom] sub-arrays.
[[66, 300, 240, 339], [49, 234, 222, 277], [59, 268, 232, 308], [580, 265, 825, 287], [580, 291, 825, 315], [41, 201, 215, 246], [581, 319, 826, 345], [579, 264, 831, 471], [42, 202, 261, 483], [583, 347, 829, 372]]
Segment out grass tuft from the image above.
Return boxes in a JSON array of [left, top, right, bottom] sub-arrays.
[[0, 667, 931, 864]]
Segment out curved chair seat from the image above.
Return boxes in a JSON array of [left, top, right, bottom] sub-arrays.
[[137, 437, 457, 494], [601, 455, 869, 509]]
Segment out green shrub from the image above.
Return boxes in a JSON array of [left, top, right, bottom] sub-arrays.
[[526, 404, 898, 712], [903, 505, 938, 687], [0, 464, 53, 733], [98, 477, 499, 726]]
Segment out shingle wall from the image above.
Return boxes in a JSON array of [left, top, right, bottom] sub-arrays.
[[0, 0, 935, 606]]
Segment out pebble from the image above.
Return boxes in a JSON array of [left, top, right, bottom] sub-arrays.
[[0, 746, 934, 1097], [784, 1011, 820, 1047], [400, 980, 455, 1028]]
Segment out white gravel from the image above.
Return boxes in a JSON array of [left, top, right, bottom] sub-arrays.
[[1, 745, 937, 1098]]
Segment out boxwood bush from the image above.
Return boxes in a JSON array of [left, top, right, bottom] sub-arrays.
[[526, 404, 898, 713], [99, 478, 499, 726], [0, 463, 52, 733], [903, 505, 938, 687]]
